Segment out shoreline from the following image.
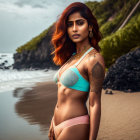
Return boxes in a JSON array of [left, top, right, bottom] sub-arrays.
[[1, 80, 139, 140]]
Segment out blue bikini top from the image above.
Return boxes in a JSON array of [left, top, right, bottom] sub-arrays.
[[53, 47, 94, 92]]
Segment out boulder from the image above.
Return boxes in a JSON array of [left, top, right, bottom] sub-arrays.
[[103, 47, 140, 92]]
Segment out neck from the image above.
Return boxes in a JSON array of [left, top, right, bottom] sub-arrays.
[[75, 39, 91, 54]]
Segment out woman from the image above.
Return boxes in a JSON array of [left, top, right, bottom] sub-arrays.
[[48, 2, 105, 140]]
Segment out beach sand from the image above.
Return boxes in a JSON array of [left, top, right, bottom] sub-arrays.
[[97, 90, 140, 140], [28, 81, 140, 140]]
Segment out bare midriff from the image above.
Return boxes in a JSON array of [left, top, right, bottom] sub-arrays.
[[53, 82, 89, 126]]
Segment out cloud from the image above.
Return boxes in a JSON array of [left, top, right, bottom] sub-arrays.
[[14, 0, 45, 8], [0, 2, 49, 20], [13, 0, 61, 8], [1, 0, 100, 52]]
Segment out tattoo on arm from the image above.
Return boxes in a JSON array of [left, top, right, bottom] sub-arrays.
[[90, 62, 105, 94]]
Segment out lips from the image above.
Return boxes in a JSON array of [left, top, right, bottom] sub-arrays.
[[72, 34, 80, 38]]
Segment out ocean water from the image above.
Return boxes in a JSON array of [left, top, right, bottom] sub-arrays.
[[0, 53, 57, 93], [0, 53, 57, 140]]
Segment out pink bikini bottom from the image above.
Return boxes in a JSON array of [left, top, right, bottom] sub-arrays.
[[52, 115, 89, 139]]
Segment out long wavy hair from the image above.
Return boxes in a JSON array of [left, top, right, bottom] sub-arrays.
[[51, 2, 102, 66]]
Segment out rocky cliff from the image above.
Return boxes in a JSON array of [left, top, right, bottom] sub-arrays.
[[13, 25, 59, 70]]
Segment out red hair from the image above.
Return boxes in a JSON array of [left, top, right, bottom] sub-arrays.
[[51, 2, 102, 66]]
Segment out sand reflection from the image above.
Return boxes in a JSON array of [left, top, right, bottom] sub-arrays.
[[14, 82, 57, 133]]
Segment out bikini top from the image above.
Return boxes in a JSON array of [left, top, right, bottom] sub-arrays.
[[53, 47, 94, 92]]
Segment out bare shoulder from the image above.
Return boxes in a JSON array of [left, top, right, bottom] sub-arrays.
[[86, 49, 105, 70]]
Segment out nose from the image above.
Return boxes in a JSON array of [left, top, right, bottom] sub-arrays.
[[73, 22, 78, 32]]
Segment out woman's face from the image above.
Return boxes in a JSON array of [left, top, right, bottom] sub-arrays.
[[67, 12, 90, 43]]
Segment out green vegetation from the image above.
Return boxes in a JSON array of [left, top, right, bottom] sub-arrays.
[[86, 0, 139, 37], [99, 13, 140, 68]]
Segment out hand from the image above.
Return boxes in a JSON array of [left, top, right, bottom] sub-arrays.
[[48, 118, 55, 140]]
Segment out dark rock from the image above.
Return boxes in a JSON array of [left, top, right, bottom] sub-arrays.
[[103, 48, 140, 92], [0, 63, 12, 69], [1, 55, 6, 57], [1, 63, 5, 66], [44, 69, 48, 72], [105, 89, 113, 94], [4, 66, 9, 69], [4, 60, 8, 63]]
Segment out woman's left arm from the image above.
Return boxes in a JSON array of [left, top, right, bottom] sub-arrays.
[[87, 54, 105, 140]]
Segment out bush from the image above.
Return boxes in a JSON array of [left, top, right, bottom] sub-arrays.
[[100, 13, 140, 68]]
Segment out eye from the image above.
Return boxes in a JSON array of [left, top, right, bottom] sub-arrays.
[[77, 20, 84, 25], [67, 22, 73, 27]]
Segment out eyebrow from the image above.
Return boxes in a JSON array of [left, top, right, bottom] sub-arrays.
[[68, 18, 86, 22]]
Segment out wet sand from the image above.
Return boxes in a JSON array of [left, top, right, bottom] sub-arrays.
[[0, 81, 57, 140], [1, 81, 140, 140]]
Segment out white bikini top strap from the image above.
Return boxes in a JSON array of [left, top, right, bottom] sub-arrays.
[[74, 47, 93, 66]]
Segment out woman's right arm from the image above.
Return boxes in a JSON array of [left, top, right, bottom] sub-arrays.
[[87, 53, 105, 140]]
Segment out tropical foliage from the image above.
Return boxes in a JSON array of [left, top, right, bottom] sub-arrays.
[[99, 13, 140, 67]]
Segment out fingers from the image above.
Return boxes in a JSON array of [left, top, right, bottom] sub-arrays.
[[48, 117, 55, 140], [48, 127, 51, 138], [48, 127, 55, 140]]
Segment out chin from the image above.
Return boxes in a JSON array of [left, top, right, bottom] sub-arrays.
[[73, 39, 87, 44], [71, 39, 83, 43]]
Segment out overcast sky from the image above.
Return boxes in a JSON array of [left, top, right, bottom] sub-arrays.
[[0, 0, 102, 53]]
